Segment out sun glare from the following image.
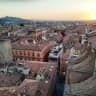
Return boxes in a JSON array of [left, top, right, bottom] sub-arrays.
[[91, 15, 96, 20], [90, 14, 96, 20]]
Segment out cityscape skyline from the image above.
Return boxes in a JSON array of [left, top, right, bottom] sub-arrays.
[[0, 0, 96, 20], [0, 3, 96, 95]]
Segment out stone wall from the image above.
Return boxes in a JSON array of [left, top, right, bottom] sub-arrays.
[[64, 47, 96, 96]]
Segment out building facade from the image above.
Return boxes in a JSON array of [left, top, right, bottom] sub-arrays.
[[12, 37, 54, 62], [0, 39, 13, 63]]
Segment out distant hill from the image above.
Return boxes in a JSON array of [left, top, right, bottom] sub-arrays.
[[0, 16, 31, 24]]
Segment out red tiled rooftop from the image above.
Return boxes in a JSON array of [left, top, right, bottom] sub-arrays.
[[20, 61, 57, 73], [0, 73, 22, 87], [12, 38, 52, 51], [0, 61, 57, 96], [63, 36, 71, 43], [18, 79, 39, 96]]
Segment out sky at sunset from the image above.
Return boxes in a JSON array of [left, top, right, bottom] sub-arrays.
[[0, 0, 96, 20]]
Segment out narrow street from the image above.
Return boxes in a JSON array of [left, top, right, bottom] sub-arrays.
[[53, 74, 65, 96]]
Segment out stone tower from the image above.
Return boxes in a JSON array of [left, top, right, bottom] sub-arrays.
[[64, 43, 96, 96]]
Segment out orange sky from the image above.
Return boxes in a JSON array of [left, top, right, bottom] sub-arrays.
[[0, 0, 96, 20]]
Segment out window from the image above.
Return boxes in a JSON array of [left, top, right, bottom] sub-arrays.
[[32, 52, 35, 57], [35, 90, 42, 96], [28, 51, 30, 57], [24, 51, 26, 55], [37, 53, 40, 57], [20, 51, 22, 56], [20, 57, 23, 60]]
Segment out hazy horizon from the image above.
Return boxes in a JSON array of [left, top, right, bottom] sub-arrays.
[[0, 0, 96, 20]]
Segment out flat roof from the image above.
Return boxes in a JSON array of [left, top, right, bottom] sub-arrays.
[[48, 45, 63, 59]]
